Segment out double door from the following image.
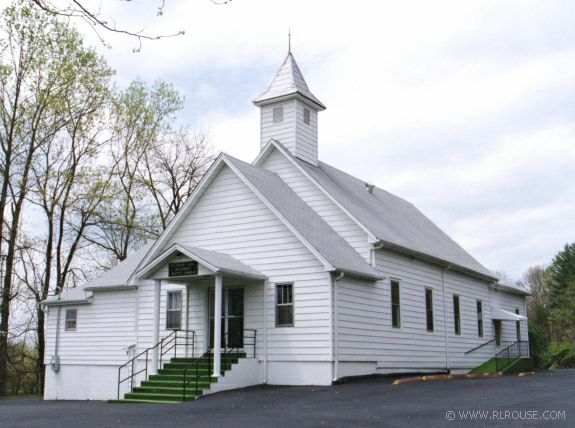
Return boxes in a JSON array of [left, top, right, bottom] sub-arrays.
[[208, 288, 244, 349]]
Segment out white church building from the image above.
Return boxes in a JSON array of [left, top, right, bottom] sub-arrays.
[[42, 51, 530, 402]]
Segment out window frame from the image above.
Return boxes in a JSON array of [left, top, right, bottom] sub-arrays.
[[425, 288, 434, 332], [477, 300, 484, 337], [453, 294, 461, 335], [272, 106, 284, 123], [65, 309, 77, 331], [166, 290, 183, 330], [303, 107, 311, 125], [391, 280, 401, 328], [275, 283, 294, 327]]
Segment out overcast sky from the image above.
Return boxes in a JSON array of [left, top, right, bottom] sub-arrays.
[[17, 0, 575, 279]]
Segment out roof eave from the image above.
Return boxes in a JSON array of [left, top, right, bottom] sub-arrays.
[[377, 240, 498, 282], [253, 92, 326, 111], [42, 297, 93, 307], [84, 285, 137, 292]]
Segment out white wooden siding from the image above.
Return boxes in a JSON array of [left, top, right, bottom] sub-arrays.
[[44, 290, 137, 366], [336, 248, 527, 372], [158, 165, 332, 362], [260, 148, 372, 262], [294, 99, 318, 165], [261, 100, 296, 153]]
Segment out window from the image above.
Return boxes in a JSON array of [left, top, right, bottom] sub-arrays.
[[515, 309, 521, 341], [453, 295, 461, 335], [425, 288, 434, 332], [303, 107, 311, 125], [276, 283, 293, 326], [166, 291, 182, 330], [477, 300, 484, 337], [391, 280, 400, 328], [65, 309, 77, 331], [273, 106, 284, 123]]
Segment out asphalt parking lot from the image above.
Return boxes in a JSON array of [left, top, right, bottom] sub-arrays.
[[1, 369, 573, 428]]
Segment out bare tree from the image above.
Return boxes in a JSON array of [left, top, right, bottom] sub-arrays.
[[139, 128, 214, 230], [28, 0, 231, 52], [86, 79, 183, 261]]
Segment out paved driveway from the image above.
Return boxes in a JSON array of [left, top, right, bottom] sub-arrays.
[[1, 370, 573, 427]]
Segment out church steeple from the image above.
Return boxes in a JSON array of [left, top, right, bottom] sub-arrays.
[[253, 51, 325, 166]]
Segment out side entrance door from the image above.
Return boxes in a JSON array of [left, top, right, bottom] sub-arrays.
[[208, 287, 244, 349]]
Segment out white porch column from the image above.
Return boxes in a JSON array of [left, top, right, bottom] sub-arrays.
[[213, 273, 223, 378], [152, 279, 161, 374]]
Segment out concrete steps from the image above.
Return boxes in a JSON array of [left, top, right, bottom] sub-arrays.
[[110, 352, 245, 404]]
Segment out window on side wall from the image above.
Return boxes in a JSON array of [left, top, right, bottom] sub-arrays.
[[166, 290, 182, 330], [425, 288, 434, 332], [391, 280, 401, 328], [276, 283, 294, 327], [453, 295, 461, 335], [65, 309, 77, 331], [477, 300, 484, 337], [273, 106, 284, 123]]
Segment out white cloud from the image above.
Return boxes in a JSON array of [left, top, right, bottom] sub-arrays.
[[5, 0, 572, 278]]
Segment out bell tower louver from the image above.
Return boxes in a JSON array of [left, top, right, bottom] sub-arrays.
[[253, 52, 326, 166]]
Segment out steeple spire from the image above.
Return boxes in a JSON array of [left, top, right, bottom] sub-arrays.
[[253, 50, 324, 166]]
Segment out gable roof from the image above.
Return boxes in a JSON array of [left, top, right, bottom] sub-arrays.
[[136, 243, 266, 280], [257, 140, 496, 280], [253, 52, 326, 110], [298, 159, 496, 279], [138, 153, 382, 281], [223, 154, 382, 280]]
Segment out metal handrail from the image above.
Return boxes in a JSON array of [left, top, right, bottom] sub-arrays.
[[182, 329, 257, 401], [495, 340, 529, 371], [465, 338, 496, 355], [117, 329, 196, 399]]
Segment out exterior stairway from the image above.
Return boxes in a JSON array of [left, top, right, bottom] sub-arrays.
[[110, 352, 246, 404]]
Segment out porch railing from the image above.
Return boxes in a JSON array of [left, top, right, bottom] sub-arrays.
[[495, 340, 530, 372], [181, 329, 257, 401], [117, 329, 196, 399]]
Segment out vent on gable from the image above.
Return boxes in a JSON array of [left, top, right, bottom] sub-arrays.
[[273, 106, 284, 123]]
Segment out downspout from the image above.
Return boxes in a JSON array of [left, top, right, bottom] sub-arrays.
[[370, 240, 384, 266], [441, 265, 452, 372], [332, 272, 344, 382], [263, 279, 268, 384], [53, 305, 61, 372]]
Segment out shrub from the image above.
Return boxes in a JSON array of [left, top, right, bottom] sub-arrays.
[[545, 342, 575, 369], [528, 323, 550, 369]]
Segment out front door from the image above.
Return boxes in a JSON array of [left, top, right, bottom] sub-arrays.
[[208, 288, 244, 349]]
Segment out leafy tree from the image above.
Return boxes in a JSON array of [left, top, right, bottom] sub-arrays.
[[547, 243, 575, 311]]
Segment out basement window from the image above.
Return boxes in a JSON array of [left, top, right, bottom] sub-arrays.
[[65, 309, 77, 331], [453, 295, 461, 335], [477, 300, 484, 337], [276, 283, 294, 327], [166, 291, 182, 330], [303, 107, 311, 125], [425, 288, 434, 332], [391, 280, 400, 328], [273, 106, 284, 123]]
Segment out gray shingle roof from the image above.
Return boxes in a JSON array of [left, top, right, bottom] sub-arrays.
[[224, 154, 382, 279], [253, 52, 326, 110], [175, 244, 266, 279], [287, 153, 496, 279], [85, 242, 155, 289]]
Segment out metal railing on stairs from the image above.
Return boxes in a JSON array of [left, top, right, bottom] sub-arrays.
[[117, 329, 196, 399], [495, 340, 530, 372], [182, 329, 257, 401]]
